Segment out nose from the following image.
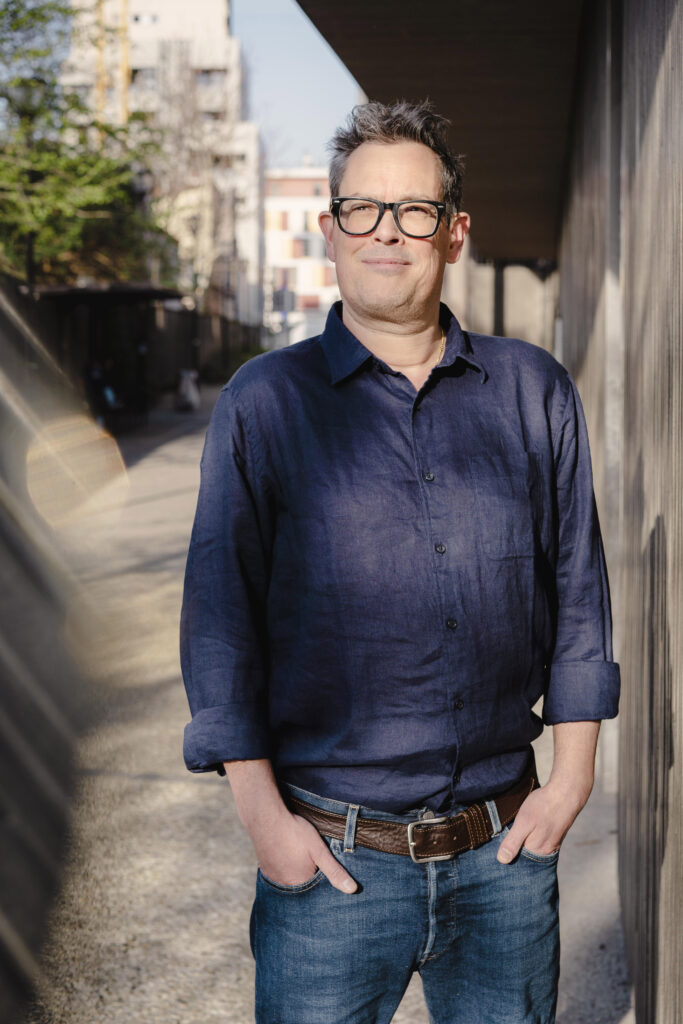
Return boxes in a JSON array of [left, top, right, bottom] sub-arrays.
[[372, 206, 401, 243]]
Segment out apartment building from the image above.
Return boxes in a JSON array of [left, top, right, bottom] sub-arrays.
[[64, 0, 263, 325], [263, 166, 339, 346]]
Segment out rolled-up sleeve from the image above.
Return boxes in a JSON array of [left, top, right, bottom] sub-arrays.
[[543, 375, 621, 724], [180, 383, 273, 772]]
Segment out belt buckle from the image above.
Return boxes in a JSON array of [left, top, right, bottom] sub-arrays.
[[407, 816, 452, 863]]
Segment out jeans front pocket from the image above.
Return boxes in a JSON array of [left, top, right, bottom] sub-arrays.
[[519, 845, 560, 864], [257, 866, 325, 894]]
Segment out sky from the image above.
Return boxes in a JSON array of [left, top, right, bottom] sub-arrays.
[[231, 0, 363, 169]]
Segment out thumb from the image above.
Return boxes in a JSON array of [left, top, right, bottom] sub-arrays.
[[312, 835, 358, 894], [497, 822, 526, 864]]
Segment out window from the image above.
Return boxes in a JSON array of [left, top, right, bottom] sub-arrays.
[[131, 68, 157, 87], [266, 210, 289, 231], [196, 70, 227, 88], [313, 265, 337, 288], [274, 268, 296, 291], [292, 238, 309, 258]]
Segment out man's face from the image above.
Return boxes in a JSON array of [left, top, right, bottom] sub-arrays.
[[319, 140, 469, 327]]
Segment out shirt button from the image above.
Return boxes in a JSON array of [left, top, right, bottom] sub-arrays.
[[455, 698, 465, 711], [434, 542, 446, 555], [423, 470, 435, 482], [446, 617, 458, 631], [454, 772, 461, 785]]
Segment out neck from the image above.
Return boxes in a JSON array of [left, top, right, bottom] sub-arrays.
[[341, 304, 444, 375]]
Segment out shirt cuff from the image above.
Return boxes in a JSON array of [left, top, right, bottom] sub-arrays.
[[543, 660, 621, 724], [183, 704, 271, 773]]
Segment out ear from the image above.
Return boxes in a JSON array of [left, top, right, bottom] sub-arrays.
[[318, 210, 337, 262], [446, 212, 471, 265]]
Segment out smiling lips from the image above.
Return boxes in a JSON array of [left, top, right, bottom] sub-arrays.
[[361, 257, 412, 267]]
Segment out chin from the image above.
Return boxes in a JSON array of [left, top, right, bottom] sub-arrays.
[[351, 288, 415, 320]]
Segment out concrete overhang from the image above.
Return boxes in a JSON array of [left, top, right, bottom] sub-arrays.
[[296, 0, 584, 261]]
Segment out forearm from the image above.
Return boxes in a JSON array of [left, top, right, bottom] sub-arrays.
[[224, 758, 291, 848], [548, 720, 601, 807]]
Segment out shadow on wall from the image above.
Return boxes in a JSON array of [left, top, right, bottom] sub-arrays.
[[618, 458, 674, 1024]]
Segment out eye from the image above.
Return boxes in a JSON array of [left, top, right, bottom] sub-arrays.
[[402, 203, 434, 214]]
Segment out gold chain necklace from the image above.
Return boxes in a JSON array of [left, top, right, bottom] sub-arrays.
[[434, 327, 446, 368]]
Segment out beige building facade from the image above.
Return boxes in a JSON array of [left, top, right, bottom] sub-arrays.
[[263, 167, 340, 346]]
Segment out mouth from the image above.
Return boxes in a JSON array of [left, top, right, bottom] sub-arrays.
[[361, 258, 412, 268]]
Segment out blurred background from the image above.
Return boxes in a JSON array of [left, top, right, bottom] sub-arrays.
[[0, 1, 680, 1022]]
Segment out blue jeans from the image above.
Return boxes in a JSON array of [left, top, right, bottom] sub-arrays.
[[250, 783, 559, 1024]]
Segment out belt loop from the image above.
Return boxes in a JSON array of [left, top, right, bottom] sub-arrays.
[[344, 804, 360, 853], [485, 798, 502, 835]]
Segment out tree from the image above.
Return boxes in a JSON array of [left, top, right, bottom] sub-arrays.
[[0, 0, 175, 286], [143, 37, 240, 313]]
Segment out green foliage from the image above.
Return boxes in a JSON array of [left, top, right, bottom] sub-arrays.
[[0, 0, 175, 285]]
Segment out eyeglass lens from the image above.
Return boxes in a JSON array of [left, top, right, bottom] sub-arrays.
[[338, 200, 439, 237]]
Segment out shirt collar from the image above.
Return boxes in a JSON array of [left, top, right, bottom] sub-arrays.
[[319, 301, 487, 386]]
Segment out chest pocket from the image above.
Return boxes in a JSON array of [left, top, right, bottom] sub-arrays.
[[468, 451, 539, 558]]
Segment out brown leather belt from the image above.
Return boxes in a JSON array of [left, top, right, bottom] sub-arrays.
[[287, 769, 537, 863]]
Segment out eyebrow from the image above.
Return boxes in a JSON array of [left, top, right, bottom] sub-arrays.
[[343, 193, 441, 202]]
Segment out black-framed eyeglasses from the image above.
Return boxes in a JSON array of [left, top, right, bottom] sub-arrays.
[[330, 197, 447, 238]]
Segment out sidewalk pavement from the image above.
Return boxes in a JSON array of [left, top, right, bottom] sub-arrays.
[[27, 389, 633, 1024]]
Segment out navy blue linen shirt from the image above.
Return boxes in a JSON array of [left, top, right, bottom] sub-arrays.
[[180, 302, 620, 814]]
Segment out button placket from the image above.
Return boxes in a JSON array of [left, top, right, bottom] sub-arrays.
[[413, 397, 461, 767]]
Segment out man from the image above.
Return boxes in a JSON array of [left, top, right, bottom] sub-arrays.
[[180, 100, 620, 1024]]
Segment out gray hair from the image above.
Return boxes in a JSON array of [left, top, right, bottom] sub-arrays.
[[327, 99, 465, 214]]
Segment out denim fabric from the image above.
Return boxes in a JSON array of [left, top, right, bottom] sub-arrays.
[[180, 301, 620, 812], [250, 783, 560, 1024]]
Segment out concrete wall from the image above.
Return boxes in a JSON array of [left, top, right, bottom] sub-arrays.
[[442, 239, 558, 350], [557, 1, 682, 1020]]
